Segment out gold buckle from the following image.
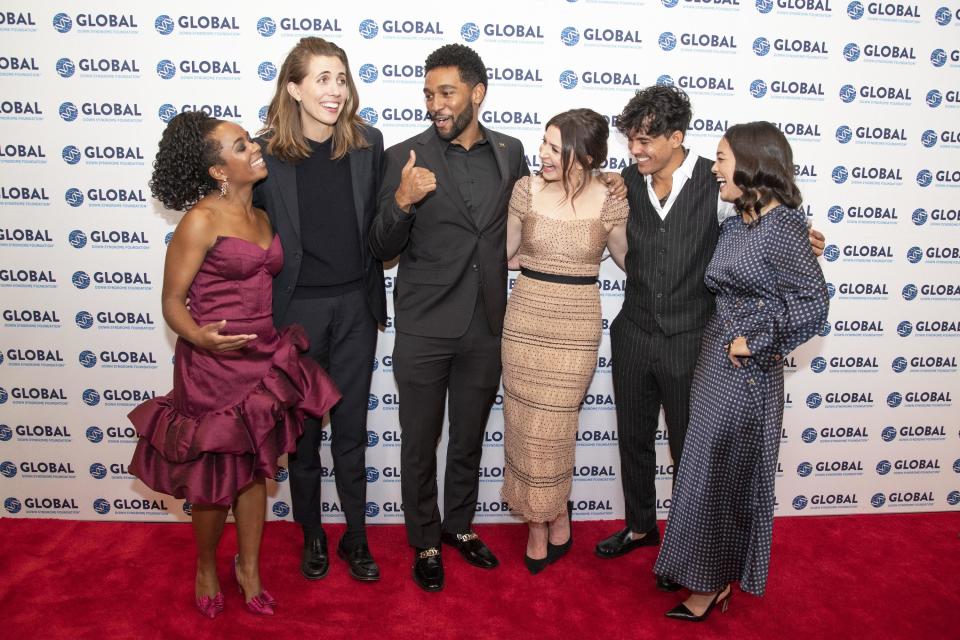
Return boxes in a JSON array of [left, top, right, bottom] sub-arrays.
[[418, 547, 440, 559]]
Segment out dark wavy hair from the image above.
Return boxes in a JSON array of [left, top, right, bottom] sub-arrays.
[[149, 111, 224, 211], [424, 43, 488, 89], [542, 108, 608, 204], [615, 85, 692, 140], [724, 121, 802, 223]]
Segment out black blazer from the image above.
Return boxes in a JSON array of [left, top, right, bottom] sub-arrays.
[[253, 125, 387, 326], [370, 126, 528, 339]]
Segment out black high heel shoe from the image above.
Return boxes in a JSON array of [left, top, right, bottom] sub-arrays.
[[524, 552, 549, 575], [546, 501, 574, 564], [665, 585, 732, 622]]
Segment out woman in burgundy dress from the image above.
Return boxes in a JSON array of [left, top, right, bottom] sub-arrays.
[[128, 111, 340, 618]]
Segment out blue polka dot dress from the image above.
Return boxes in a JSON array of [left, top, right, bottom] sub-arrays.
[[653, 205, 828, 596]]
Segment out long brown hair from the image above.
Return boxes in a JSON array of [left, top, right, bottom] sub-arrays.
[[259, 37, 368, 162], [723, 121, 802, 222], [542, 108, 608, 203]]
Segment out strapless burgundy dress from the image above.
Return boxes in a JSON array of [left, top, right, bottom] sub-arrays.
[[128, 235, 340, 506]]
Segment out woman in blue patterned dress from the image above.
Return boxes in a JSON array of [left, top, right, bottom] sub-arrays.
[[653, 121, 829, 621]]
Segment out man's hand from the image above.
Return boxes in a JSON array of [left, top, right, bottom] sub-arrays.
[[601, 172, 627, 200], [726, 336, 751, 368], [808, 226, 825, 257], [395, 150, 437, 212]]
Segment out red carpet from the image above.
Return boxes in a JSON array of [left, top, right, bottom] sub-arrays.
[[1, 513, 957, 639]]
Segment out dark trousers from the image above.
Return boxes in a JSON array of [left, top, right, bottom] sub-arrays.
[[283, 288, 377, 547], [392, 299, 501, 549], [610, 313, 703, 533]]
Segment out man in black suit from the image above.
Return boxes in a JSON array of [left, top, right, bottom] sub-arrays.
[[370, 44, 528, 592]]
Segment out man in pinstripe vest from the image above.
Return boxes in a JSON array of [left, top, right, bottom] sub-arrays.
[[594, 87, 823, 590]]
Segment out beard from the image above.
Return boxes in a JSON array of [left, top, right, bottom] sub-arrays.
[[432, 101, 474, 141]]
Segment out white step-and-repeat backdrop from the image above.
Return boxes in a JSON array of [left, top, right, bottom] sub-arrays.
[[1, 1, 958, 523]]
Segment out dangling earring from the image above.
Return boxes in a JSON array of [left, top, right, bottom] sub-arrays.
[[219, 179, 228, 199]]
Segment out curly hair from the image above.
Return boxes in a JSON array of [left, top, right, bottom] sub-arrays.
[[724, 121, 802, 223], [543, 108, 608, 204], [424, 43, 488, 88], [615, 85, 692, 140], [149, 111, 224, 211]]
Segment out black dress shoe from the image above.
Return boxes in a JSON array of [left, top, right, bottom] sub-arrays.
[[665, 585, 731, 622], [412, 547, 444, 592], [301, 535, 329, 580], [594, 526, 660, 559], [337, 541, 380, 582], [657, 575, 682, 592], [440, 531, 499, 569]]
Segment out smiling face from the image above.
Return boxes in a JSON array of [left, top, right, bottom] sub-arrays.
[[712, 136, 742, 203], [208, 121, 266, 186], [626, 127, 683, 177], [539, 125, 566, 181], [287, 54, 348, 141], [423, 65, 482, 143]]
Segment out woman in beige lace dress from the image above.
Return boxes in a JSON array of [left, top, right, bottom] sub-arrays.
[[501, 109, 629, 574]]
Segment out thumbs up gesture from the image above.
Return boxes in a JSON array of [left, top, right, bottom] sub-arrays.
[[395, 149, 437, 212]]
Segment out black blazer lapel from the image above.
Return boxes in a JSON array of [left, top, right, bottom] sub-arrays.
[[272, 158, 301, 240], [348, 148, 367, 242], [482, 129, 513, 229], [416, 129, 474, 226]]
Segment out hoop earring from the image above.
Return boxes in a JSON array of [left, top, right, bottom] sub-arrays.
[[219, 179, 228, 199]]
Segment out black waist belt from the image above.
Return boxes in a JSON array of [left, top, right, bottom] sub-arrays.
[[520, 268, 596, 286]]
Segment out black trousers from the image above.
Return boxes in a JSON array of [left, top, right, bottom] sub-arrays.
[[610, 313, 704, 533], [392, 299, 501, 549], [283, 288, 377, 547]]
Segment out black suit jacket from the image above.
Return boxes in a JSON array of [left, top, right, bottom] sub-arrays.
[[253, 124, 387, 326], [370, 126, 528, 339]]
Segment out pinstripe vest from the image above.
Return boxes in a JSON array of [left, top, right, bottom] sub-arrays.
[[619, 156, 720, 336]]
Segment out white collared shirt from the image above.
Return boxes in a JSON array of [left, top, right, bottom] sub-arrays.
[[644, 149, 737, 225]]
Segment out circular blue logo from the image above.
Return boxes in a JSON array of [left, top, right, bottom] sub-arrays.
[[823, 244, 840, 262], [810, 357, 827, 373], [82, 389, 100, 406], [93, 498, 111, 514], [806, 393, 822, 409], [948, 491, 960, 506], [560, 27, 580, 46], [0, 462, 17, 478], [880, 426, 897, 442], [897, 320, 913, 337], [158, 103, 178, 123], [365, 467, 380, 483], [906, 246, 923, 264], [926, 89, 943, 108], [916, 170, 933, 187], [892, 356, 908, 373], [843, 43, 861, 62], [847, 1, 864, 19], [797, 462, 813, 477], [65, 188, 84, 207], [156, 59, 176, 80], [258, 106, 268, 124], [56, 58, 76, 78], [359, 107, 378, 125], [164, 231, 174, 245], [257, 17, 276, 37], [827, 205, 844, 223], [182, 502, 192, 516], [460, 22, 480, 42], [792, 495, 808, 510], [756, 0, 774, 14], [662, 0, 680, 6], [4, 497, 22, 514], [839, 84, 857, 103], [886, 392, 902, 408], [62, 145, 81, 165], [870, 493, 886, 508], [154, 15, 174, 35], [258, 62, 277, 82], [358, 19, 379, 39], [835, 125, 853, 144], [78, 350, 97, 368], [366, 430, 379, 447], [367, 394, 379, 410], [818, 321, 832, 337], [876, 460, 891, 475], [954, 459, 960, 473], [364, 501, 380, 517], [831, 166, 849, 184], [921, 130, 938, 148], [656, 74, 674, 87], [75, 311, 94, 329], [371, 358, 379, 372], [89, 463, 107, 479], [68, 229, 87, 248], [935, 7, 953, 26], [559, 70, 578, 90], [71, 271, 90, 289], [0, 389, 7, 404], [85, 426, 103, 443], [274, 466, 288, 482], [59, 101, 78, 121], [658, 32, 677, 51], [53, 13, 73, 33], [931, 49, 947, 68], [750, 79, 767, 98], [272, 501, 290, 517], [901, 284, 917, 301], [358, 63, 378, 84], [753, 37, 770, 56], [912, 208, 928, 225], [825, 282, 836, 298], [0, 425, 11, 441]]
